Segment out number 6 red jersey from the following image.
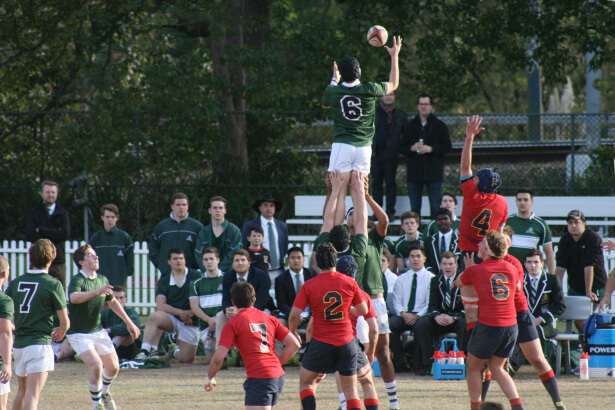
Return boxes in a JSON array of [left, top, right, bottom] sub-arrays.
[[459, 177, 509, 252], [293, 271, 363, 347]]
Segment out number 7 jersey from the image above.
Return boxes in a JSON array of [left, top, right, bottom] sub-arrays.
[[6, 270, 67, 348], [293, 271, 363, 347], [459, 177, 509, 252]]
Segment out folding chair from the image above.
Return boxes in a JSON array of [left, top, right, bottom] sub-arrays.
[[553, 295, 593, 376]]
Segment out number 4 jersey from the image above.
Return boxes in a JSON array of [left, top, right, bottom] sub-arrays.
[[6, 270, 67, 348], [321, 82, 388, 147], [459, 176, 509, 252], [293, 271, 363, 347]]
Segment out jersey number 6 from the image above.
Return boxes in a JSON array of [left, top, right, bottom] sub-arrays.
[[490, 274, 510, 300]]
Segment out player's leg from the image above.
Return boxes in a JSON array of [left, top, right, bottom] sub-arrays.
[[174, 340, 198, 363], [357, 364, 378, 410], [519, 339, 564, 408], [137, 311, 175, 358], [376, 333, 399, 410], [338, 374, 361, 410], [487, 355, 523, 409], [11, 376, 27, 410], [327, 143, 353, 225], [168, 321, 199, 363], [78, 349, 105, 408], [99, 350, 120, 410], [22, 372, 49, 410], [465, 353, 485, 409], [298, 367, 320, 410]]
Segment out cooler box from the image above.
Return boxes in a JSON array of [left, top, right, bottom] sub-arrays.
[[588, 324, 615, 377], [433, 338, 466, 380]]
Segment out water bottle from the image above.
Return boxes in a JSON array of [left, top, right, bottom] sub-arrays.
[[417, 138, 424, 155], [579, 352, 589, 380], [372, 358, 381, 377]]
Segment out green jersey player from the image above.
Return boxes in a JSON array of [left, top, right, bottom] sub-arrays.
[[0, 256, 14, 409]]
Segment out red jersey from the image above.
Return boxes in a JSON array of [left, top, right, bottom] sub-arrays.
[[504, 254, 529, 313], [350, 290, 377, 338], [459, 178, 508, 252], [460, 259, 518, 327], [293, 271, 363, 347], [219, 307, 289, 379]]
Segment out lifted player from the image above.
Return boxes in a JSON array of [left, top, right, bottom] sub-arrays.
[[204, 282, 300, 410], [68, 245, 140, 409]]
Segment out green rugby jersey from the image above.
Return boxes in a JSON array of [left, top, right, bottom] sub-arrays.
[[7, 271, 67, 348], [189, 273, 224, 331], [67, 272, 114, 334], [507, 213, 553, 264], [394, 234, 424, 269], [423, 217, 460, 238], [313, 231, 367, 263], [355, 229, 385, 295], [321, 82, 388, 147], [0, 290, 13, 367], [158, 268, 203, 319]]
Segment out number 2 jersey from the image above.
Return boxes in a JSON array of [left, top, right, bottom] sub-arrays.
[[6, 270, 67, 348], [293, 270, 363, 347], [459, 176, 509, 252], [460, 259, 518, 327], [321, 82, 388, 147], [219, 306, 290, 379]]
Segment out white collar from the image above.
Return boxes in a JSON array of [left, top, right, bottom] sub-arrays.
[[260, 215, 274, 225], [79, 269, 97, 279], [341, 79, 361, 87], [26, 269, 47, 275], [170, 268, 189, 287]]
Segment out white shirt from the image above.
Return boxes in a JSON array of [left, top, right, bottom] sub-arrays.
[[290, 268, 304, 291], [260, 215, 278, 262], [392, 267, 434, 317], [437, 230, 453, 252]]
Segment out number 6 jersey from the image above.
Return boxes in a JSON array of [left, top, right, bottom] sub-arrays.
[[6, 269, 66, 348]]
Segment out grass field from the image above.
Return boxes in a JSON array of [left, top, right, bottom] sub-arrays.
[[4, 357, 614, 409]]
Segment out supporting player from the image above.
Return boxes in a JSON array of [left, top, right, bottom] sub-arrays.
[[289, 243, 368, 410], [204, 281, 300, 410], [0, 256, 13, 409], [454, 231, 524, 410], [7, 239, 70, 410], [68, 245, 141, 409]]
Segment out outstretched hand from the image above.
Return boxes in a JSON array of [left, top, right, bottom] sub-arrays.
[[465, 115, 485, 139], [384, 36, 402, 57]]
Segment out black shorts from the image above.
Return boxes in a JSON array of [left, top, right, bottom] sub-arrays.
[[301, 339, 357, 376], [468, 322, 518, 359], [458, 251, 484, 271], [243, 375, 285, 406], [355, 339, 369, 371], [516, 310, 539, 343]]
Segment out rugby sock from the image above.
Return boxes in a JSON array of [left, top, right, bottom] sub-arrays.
[[111, 336, 121, 348], [89, 382, 103, 406], [300, 389, 316, 410], [338, 392, 346, 410], [470, 400, 482, 409], [510, 397, 524, 409], [364, 398, 379, 410], [481, 372, 491, 401], [384, 380, 399, 409], [102, 370, 116, 394], [539, 370, 563, 405], [141, 343, 157, 355], [346, 398, 361, 410]]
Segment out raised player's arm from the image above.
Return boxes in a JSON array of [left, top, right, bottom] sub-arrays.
[[205, 344, 230, 392], [69, 285, 113, 304], [365, 177, 389, 237], [460, 115, 484, 177], [108, 298, 141, 339], [278, 331, 301, 365], [384, 36, 402, 94], [349, 171, 368, 237], [0, 317, 13, 383], [52, 308, 70, 342], [322, 170, 349, 233], [321, 62, 340, 109]]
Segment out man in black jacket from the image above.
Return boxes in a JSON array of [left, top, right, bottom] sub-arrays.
[[25, 180, 70, 286], [274, 247, 317, 325], [371, 91, 406, 220], [401, 93, 452, 219]]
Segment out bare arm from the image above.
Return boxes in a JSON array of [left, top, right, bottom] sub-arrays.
[[365, 317, 378, 363], [554, 266, 566, 283], [365, 178, 389, 237], [584, 266, 598, 302], [108, 298, 141, 339], [460, 115, 484, 177], [69, 285, 113, 304], [288, 306, 303, 340], [602, 239, 615, 251], [353, 300, 368, 317], [0, 318, 13, 383], [204, 345, 230, 391], [383, 36, 402, 93], [278, 332, 301, 365], [190, 297, 216, 330], [598, 268, 615, 312], [543, 243, 556, 274], [156, 294, 190, 319], [322, 171, 347, 233]]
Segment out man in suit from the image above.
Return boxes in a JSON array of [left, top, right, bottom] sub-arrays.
[[242, 194, 289, 286], [214, 249, 271, 345], [510, 248, 565, 371], [412, 251, 466, 375], [274, 247, 317, 326], [424, 208, 459, 273]]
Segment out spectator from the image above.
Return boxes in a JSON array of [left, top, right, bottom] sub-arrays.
[[371, 91, 406, 220], [393, 211, 423, 273], [25, 180, 70, 287], [149, 193, 203, 276], [413, 251, 466, 375], [423, 192, 460, 237], [215, 249, 271, 347], [0, 256, 13, 409], [101, 286, 141, 360], [195, 195, 242, 273], [424, 208, 460, 273], [507, 188, 555, 273], [381, 248, 397, 313], [389, 245, 434, 373], [245, 225, 271, 273], [89, 204, 134, 286], [510, 249, 564, 371], [242, 194, 288, 284], [274, 247, 317, 325], [136, 248, 202, 362], [555, 209, 607, 330], [400, 93, 452, 219]]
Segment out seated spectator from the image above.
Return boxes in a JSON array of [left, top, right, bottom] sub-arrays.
[[189, 247, 224, 362], [412, 251, 466, 375], [394, 211, 424, 273], [274, 247, 317, 326], [136, 248, 202, 362], [215, 249, 271, 346], [510, 249, 565, 371], [245, 225, 271, 273], [422, 192, 460, 237], [424, 208, 460, 273], [389, 245, 434, 373], [101, 286, 141, 360]]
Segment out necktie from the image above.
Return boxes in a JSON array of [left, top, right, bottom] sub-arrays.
[[238, 276, 246, 282], [445, 277, 452, 309], [295, 272, 303, 295], [407, 273, 418, 313], [528, 277, 537, 304], [440, 235, 446, 256], [268, 221, 278, 269]]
